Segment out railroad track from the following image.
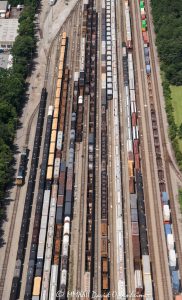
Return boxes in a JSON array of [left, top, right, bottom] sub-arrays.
[[131, 0, 172, 298], [94, 0, 101, 295], [0, 187, 20, 298], [145, 0, 182, 283], [0, 101, 39, 299], [76, 95, 89, 293], [115, 0, 136, 295]]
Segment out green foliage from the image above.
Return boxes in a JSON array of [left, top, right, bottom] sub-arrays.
[[151, 0, 182, 85], [178, 124, 182, 139], [178, 189, 182, 212], [0, 2, 36, 214]]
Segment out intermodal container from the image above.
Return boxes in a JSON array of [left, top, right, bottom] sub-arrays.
[[140, 1, 144, 9], [142, 255, 150, 275], [162, 191, 169, 204], [172, 271, 180, 294], [164, 224, 171, 237], [142, 31, 149, 44], [175, 295, 182, 300], [131, 208, 138, 222]]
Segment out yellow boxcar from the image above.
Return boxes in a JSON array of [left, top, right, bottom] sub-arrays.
[[53, 107, 59, 118], [56, 87, 61, 98], [49, 142, 55, 154], [62, 32, 66, 39], [47, 166, 53, 180], [58, 62, 63, 71], [54, 97, 60, 108], [57, 79, 62, 89], [48, 153, 54, 166], [128, 160, 134, 177], [58, 70, 63, 80], [60, 46, 65, 57], [51, 130, 57, 143], [52, 118, 58, 130], [33, 277, 41, 296], [59, 51, 65, 63], [61, 39, 66, 46]]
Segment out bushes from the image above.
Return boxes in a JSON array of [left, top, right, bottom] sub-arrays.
[[0, 1, 36, 214], [151, 0, 182, 85]]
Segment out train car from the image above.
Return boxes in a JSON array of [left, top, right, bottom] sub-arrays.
[[124, 1, 132, 48], [16, 146, 29, 185], [10, 88, 47, 300]]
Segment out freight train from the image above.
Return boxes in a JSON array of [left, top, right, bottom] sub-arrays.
[[16, 146, 29, 185], [123, 0, 153, 298], [101, 0, 109, 297], [138, 0, 181, 296], [10, 88, 47, 300], [26, 33, 69, 300]]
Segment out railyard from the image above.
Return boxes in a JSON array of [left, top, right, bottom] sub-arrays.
[[0, 0, 182, 300]]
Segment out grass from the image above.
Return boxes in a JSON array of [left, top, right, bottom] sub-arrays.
[[170, 85, 182, 126], [170, 85, 182, 151]]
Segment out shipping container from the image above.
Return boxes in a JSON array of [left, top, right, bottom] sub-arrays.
[[132, 222, 139, 235], [142, 255, 150, 274], [135, 270, 143, 294], [172, 271, 180, 294], [163, 205, 170, 222], [167, 234, 174, 250], [162, 192, 169, 204], [164, 224, 172, 237], [175, 295, 182, 300], [169, 249, 176, 269], [146, 64, 151, 75], [131, 208, 138, 222], [143, 274, 153, 299], [142, 31, 149, 44]]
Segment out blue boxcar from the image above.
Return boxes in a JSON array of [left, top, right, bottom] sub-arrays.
[[172, 271, 180, 294], [146, 64, 151, 74], [164, 224, 172, 237], [144, 46, 149, 56], [162, 191, 169, 204]]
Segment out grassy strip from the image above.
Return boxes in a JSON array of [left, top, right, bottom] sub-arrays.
[[162, 80, 182, 170], [170, 85, 182, 152]]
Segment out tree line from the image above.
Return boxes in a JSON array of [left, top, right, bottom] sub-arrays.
[[0, 0, 37, 216], [151, 0, 182, 170], [151, 0, 182, 85]]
